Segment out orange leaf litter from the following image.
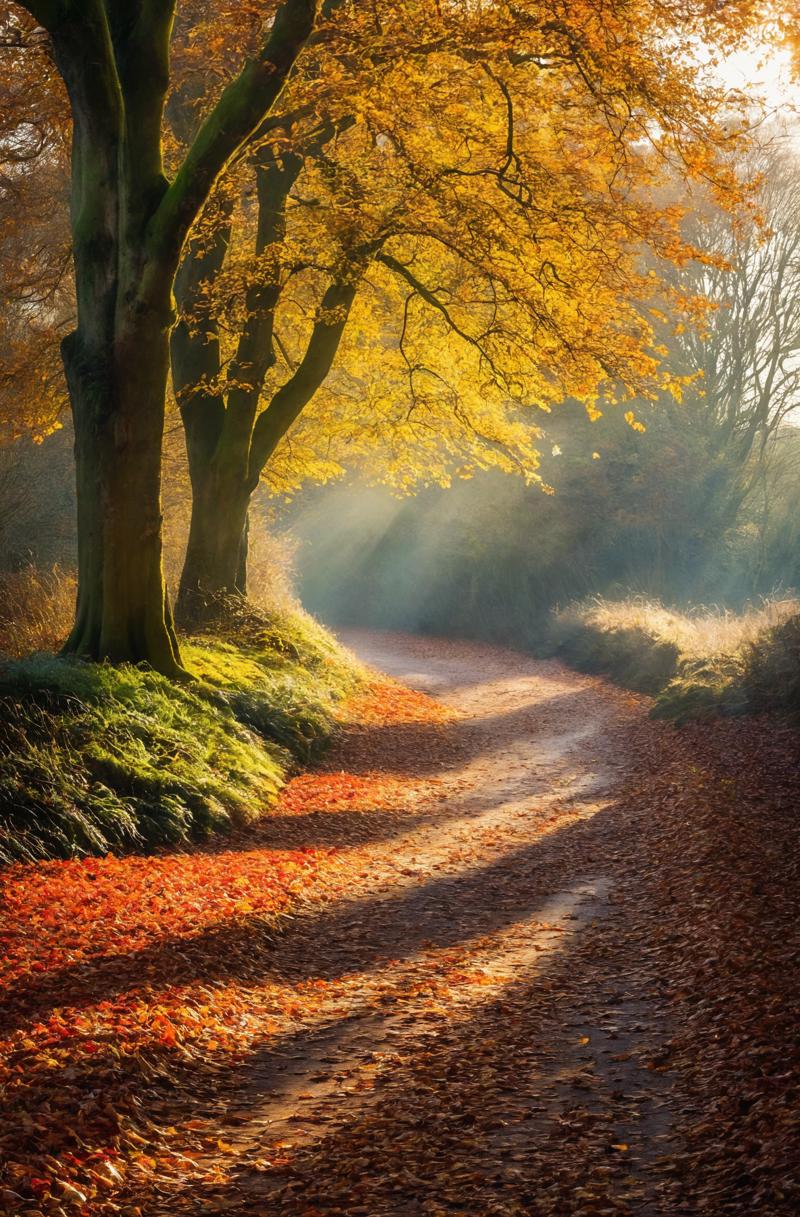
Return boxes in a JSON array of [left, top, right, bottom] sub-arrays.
[[0, 680, 447, 1215]]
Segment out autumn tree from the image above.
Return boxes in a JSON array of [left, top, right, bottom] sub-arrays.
[[9, 0, 332, 674], [0, 8, 71, 446], [168, 0, 755, 627], [5, 0, 766, 652]]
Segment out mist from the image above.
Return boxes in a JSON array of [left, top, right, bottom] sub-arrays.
[[278, 403, 800, 654]]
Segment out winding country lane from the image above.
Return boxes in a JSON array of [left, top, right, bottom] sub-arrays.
[[5, 632, 800, 1216], [177, 632, 691, 1217], [41, 626, 789, 1217]]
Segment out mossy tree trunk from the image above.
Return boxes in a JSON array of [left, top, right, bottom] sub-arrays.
[[53, 1, 182, 671], [19, 0, 320, 671], [63, 303, 181, 670]]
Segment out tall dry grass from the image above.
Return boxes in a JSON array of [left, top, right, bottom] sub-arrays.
[[557, 596, 800, 659], [0, 565, 76, 658], [550, 594, 800, 719], [0, 513, 299, 664]]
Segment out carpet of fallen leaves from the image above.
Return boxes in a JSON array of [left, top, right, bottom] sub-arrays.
[[627, 713, 800, 1214], [2, 634, 800, 1217], [0, 676, 445, 1216]]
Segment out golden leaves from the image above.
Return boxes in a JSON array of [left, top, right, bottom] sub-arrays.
[[624, 411, 647, 434], [163, 0, 763, 494]]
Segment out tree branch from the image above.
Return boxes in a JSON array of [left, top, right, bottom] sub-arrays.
[[148, 0, 318, 269], [247, 273, 360, 482], [377, 250, 507, 386]]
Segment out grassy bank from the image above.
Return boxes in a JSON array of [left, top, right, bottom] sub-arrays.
[[0, 601, 361, 863], [549, 596, 800, 722]]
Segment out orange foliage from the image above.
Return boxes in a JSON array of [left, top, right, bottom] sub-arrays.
[[1, 849, 320, 988], [0, 678, 436, 1215], [279, 770, 407, 816], [343, 679, 454, 726]]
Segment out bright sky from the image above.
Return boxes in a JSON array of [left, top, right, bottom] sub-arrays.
[[715, 42, 800, 122]]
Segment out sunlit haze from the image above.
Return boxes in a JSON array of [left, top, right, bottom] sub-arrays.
[[3, 7, 800, 1215], [715, 41, 800, 123]]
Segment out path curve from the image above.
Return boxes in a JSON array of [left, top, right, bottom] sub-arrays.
[[193, 631, 680, 1217]]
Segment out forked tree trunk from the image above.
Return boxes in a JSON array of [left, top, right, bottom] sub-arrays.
[[171, 147, 301, 632], [172, 140, 367, 631], [173, 249, 363, 631]]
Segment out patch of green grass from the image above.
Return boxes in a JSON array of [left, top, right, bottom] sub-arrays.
[[549, 595, 800, 722], [0, 604, 362, 864]]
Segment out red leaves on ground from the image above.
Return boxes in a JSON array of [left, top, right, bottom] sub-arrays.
[[278, 771, 408, 817], [0, 847, 324, 1214], [2, 848, 319, 989], [0, 678, 424, 1217], [342, 679, 453, 725]]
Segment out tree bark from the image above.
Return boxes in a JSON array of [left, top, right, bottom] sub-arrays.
[[18, 0, 320, 671], [62, 307, 182, 671], [176, 464, 251, 628], [48, 3, 183, 673], [173, 268, 363, 628], [171, 113, 372, 630], [173, 145, 304, 630]]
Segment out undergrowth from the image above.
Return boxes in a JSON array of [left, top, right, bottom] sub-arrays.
[[549, 595, 800, 722], [0, 565, 76, 657], [0, 601, 361, 863]]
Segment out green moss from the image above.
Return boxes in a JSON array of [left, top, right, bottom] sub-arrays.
[[0, 605, 361, 864]]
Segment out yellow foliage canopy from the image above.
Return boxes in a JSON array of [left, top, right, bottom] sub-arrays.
[[3, 0, 771, 477], [173, 0, 757, 494]]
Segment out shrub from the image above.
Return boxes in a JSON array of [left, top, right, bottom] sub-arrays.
[[549, 599, 681, 693], [741, 612, 800, 717], [549, 595, 800, 721]]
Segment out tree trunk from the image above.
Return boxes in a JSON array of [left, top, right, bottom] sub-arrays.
[[61, 297, 183, 674], [236, 510, 249, 597], [175, 464, 251, 629], [22, 0, 319, 674], [46, 5, 184, 675]]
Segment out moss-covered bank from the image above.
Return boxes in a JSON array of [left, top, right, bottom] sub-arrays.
[[0, 605, 361, 863]]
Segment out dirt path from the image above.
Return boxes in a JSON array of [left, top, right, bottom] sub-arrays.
[[181, 631, 687, 1217], [5, 632, 799, 1217]]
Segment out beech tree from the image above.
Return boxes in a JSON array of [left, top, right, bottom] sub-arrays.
[[5, 0, 765, 653], [167, 0, 755, 626], [170, 129, 365, 623], [11, 0, 326, 673]]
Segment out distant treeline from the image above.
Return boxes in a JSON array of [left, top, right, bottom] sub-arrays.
[[282, 400, 800, 650]]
